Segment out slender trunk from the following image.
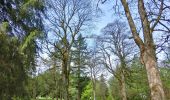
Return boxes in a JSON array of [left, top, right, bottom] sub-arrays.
[[77, 50, 81, 100], [91, 70, 96, 100], [92, 79, 96, 100], [93, 87, 96, 100], [33, 80, 37, 99], [77, 66, 81, 100], [59, 89, 62, 100], [120, 71, 127, 100], [77, 83, 81, 100], [143, 48, 165, 100]]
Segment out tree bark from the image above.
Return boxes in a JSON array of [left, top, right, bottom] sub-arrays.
[[77, 66, 81, 100], [119, 70, 127, 100], [143, 48, 165, 100], [77, 50, 81, 100], [119, 56, 127, 100], [91, 73, 96, 100], [92, 79, 96, 100], [62, 51, 70, 100]]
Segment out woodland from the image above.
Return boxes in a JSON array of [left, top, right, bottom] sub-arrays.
[[0, 0, 170, 100]]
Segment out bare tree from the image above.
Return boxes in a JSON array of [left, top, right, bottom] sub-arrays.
[[97, 20, 134, 100], [43, 0, 92, 99], [87, 45, 103, 100]]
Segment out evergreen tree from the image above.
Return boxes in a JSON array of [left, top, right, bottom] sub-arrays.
[[72, 34, 89, 100], [96, 74, 109, 100], [0, 34, 28, 99], [126, 56, 149, 100], [0, 1, 45, 99], [0, 0, 44, 37]]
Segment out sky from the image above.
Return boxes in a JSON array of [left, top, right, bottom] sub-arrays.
[[84, 1, 123, 79], [85, 1, 116, 47]]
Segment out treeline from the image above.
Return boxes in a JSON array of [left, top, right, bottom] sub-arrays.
[[0, 0, 170, 100]]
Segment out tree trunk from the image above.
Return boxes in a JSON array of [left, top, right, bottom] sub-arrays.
[[119, 71, 127, 100], [143, 48, 165, 100], [62, 51, 69, 100], [62, 64, 69, 100], [93, 88, 96, 100], [77, 89, 81, 100], [77, 66, 81, 100], [33, 80, 37, 100], [92, 78, 96, 100]]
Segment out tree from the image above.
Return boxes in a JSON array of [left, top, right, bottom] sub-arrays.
[[108, 59, 149, 100], [44, 0, 92, 99], [127, 56, 149, 100], [160, 47, 170, 99], [0, 1, 45, 96], [0, 0, 45, 74], [0, 1, 45, 88], [69, 74, 91, 100], [160, 68, 170, 99], [81, 81, 93, 100], [98, 20, 134, 100], [72, 34, 89, 100], [0, 34, 28, 99], [108, 76, 121, 100], [96, 74, 109, 100], [0, 0, 44, 37], [101, 0, 170, 99], [87, 46, 103, 100]]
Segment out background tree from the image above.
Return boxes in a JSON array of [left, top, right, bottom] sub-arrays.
[[81, 81, 93, 100], [96, 74, 109, 100], [127, 56, 149, 100], [97, 20, 134, 100], [160, 68, 170, 99], [43, 0, 93, 99], [87, 45, 103, 100], [71, 34, 89, 100]]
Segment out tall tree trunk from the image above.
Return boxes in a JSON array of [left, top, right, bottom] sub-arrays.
[[143, 48, 165, 100], [93, 83, 96, 100], [62, 51, 69, 100], [90, 66, 96, 100], [77, 50, 81, 100], [62, 63, 69, 100], [92, 77, 96, 100], [33, 80, 37, 100], [119, 70, 127, 100], [77, 65, 81, 100]]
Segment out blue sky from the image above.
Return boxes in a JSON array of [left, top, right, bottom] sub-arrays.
[[86, 1, 116, 47]]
